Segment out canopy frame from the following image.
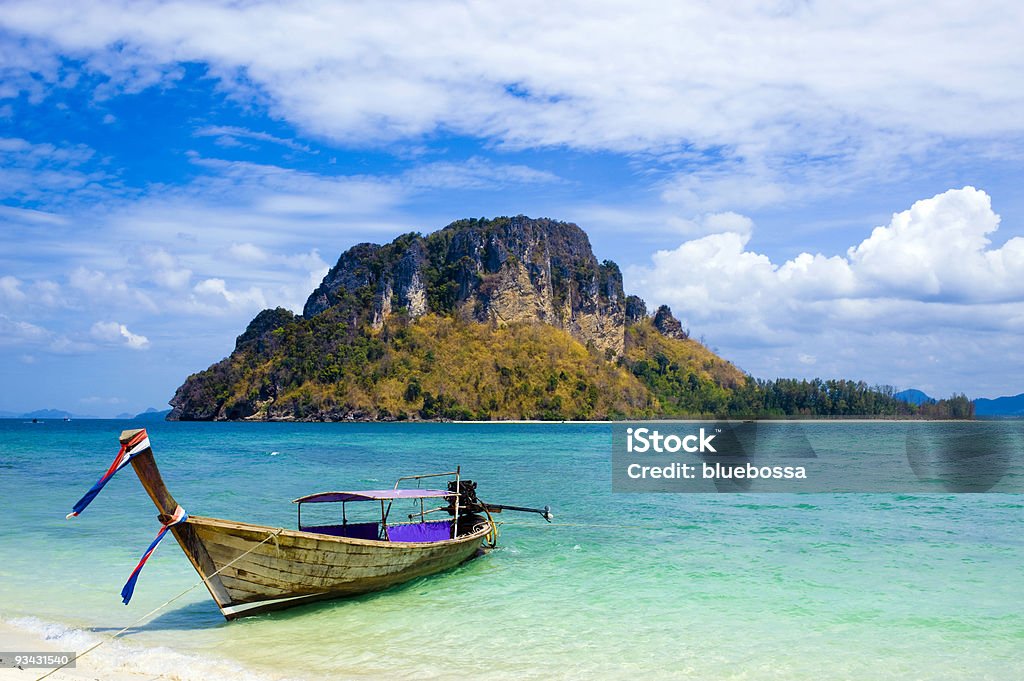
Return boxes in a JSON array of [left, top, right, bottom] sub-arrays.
[[293, 468, 464, 539]]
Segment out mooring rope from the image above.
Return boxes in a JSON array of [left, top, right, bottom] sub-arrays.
[[37, 527, 284, 681], [496, 521, 658, 530]]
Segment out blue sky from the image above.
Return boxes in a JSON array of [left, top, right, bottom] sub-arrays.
[[2, 1, 1023, 415]]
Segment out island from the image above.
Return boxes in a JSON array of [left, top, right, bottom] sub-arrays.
[[169, 216, 973, 421]]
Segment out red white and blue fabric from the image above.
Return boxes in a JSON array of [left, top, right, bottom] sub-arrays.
[[121, 504, 188, 605], [67, 430, 151, 519]]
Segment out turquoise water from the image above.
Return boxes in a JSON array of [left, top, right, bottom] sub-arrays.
[[1, 420, 1022, 680]]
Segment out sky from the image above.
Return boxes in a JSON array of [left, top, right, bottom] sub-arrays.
[[1, 1, 1023, 415]]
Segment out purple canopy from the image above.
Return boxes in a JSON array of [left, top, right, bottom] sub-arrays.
[[292, 489, 453, 504]]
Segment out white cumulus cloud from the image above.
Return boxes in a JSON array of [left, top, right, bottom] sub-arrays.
[[69, 267, 157, 310], [187, 278, 268, 316], [144, 249, 193, 290], [90, 320, 150, 350], [628, 187, 1024, 395], [847, 187, 1024, 301], [0, 275, 26, 302]]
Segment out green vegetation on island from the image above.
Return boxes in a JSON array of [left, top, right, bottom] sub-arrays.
[[169, 216, 974, 421]]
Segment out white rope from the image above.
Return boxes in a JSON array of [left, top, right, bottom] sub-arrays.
[[36, 527, 284, 681], [496, 521, 656, 530]]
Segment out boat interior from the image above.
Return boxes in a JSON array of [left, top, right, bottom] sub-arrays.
[[293, 468, 480, 543], [299, 519, 454, 542]]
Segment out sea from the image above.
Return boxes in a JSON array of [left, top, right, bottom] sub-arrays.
[[0, 419, 1022, 680]]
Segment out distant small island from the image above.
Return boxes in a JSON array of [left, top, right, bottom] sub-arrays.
[[973, 393, 1024, 416], [116, 408, 173, 420], [168, 216, 974, 422], [21, 408, 74, 420]]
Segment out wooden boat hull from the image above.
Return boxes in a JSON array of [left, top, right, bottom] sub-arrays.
[[119, 429, 490, 620], [185, 516, 489, 619]]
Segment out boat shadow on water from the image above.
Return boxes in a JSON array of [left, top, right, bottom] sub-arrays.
[[95, 558, 494, 635], [89, 599, 227, 635]]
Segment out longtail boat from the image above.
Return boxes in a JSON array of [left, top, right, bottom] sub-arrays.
[[67, 429, 551, 619]]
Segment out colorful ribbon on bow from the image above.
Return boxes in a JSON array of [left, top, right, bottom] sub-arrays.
[[121, 505, 188, 605], [67, 429, 151, 519]]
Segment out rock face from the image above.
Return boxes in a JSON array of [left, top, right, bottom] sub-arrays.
[[303, 243, 382, 318], [234, 307, 296, 352], [168, 215, 749, 422], [302, 216, 627, 356], [653, 305, 688, 340], [625, 295, 648, 326]]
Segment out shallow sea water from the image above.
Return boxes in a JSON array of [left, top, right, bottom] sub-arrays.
[[1, 420, 1021, 680]]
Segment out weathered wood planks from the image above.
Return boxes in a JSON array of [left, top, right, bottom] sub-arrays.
[[121, 431, 489, 620], [188, 515, 487, 610]]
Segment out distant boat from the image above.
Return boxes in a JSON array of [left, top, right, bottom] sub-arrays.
[[70, 429, 551, 619]]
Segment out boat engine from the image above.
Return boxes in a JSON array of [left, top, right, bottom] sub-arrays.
[[447, 479, 482, 514], [449, 479, 553, 522]]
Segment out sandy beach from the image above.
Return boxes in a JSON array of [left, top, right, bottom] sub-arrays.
[[0, 619, 270, 681], [0, 620, 155, 681]]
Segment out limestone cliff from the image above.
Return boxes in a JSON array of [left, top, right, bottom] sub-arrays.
[[168, 215, 748, 421], [303, 217, 626, 356], [653, 305, 689, 340]]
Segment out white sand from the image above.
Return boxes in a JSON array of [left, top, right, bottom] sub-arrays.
[[0, 618, 275, 681], [0, 620, 160, 681]]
